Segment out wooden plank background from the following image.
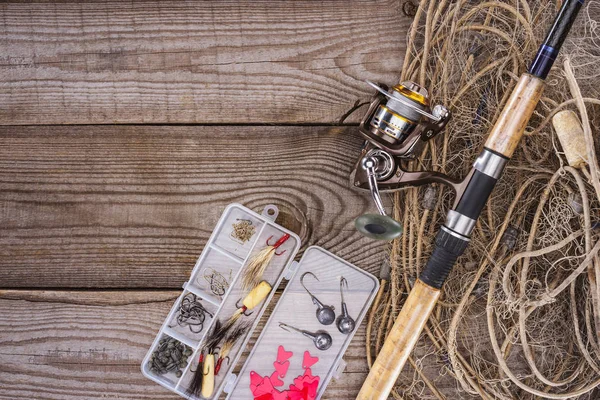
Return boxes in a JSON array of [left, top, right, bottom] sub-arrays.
[[0, 125, 387, 289], [0, 1, 409, 399], [0, 0, 406, 125], [0, 290, 375, 399]]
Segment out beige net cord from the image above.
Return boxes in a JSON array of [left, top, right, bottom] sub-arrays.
[[364, 0, 600, 398]]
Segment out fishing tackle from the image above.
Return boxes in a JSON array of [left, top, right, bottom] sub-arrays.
[[300, 272, 336, 325], [201, 353, 215, 398], [241, 234, 290, 290], [358, 1, 584, 399], [202, 267, 231, 297], [188, 280, 271, 394], [148, 336, 192, 378], [336, 277, 356, 334], [188, 280, 272, 396], [187, 351, 206, 397], [187, 320, 226, 397], [203, 319, 228, 353], [249, 347, 320, 400], [278, 323, 333, 351], [231, 219, 256, 243], [214, 322, 250, 374], [351, 80, 452, 240], [170, 293, 213, 333], [186, 345, 210, 397], [187, 320, 251, 397], [228, 280, 272, 325]]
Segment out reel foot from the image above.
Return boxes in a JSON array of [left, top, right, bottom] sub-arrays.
[[355, 214, 403, 241]]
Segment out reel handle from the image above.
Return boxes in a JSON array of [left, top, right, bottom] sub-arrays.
[[363, 157, 386, 216], [354, 155, 403, 241]]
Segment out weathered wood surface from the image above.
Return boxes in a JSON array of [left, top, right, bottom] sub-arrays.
[[0, 290, 489, 400], [0, 2, 408, 398], [0, 125, 388, 288], [0, 290, 373, 399], [0, 0, 408, 125]]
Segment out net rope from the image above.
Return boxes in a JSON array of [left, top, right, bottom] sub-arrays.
[[365, 1, 600, 398]]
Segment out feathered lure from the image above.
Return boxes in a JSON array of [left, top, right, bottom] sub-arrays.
[[187, 320, 223, 399], [241, 234, 290, 290], [187, 348, 213, 399], [186, 281, 271, 398], [215, 322, 251, 374]]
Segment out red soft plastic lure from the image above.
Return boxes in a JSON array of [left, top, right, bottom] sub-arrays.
[[250, 346, 320, 400]]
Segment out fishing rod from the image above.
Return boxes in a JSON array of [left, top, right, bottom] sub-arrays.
[[352, 0, 584, 398]]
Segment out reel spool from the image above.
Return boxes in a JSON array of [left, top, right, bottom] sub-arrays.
[[352, 81, 458, 240]]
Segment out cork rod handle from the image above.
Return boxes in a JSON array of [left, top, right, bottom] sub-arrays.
[[357, 280, 440, 400], [484, 74, 545, 158]]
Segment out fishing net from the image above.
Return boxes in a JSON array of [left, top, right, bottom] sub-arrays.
[[365, 0, 600, 398]]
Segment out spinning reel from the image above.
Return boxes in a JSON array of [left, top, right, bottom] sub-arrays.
[[352, 81, 464, 240]]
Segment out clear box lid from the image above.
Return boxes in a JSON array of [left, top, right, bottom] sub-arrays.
[[225, 247, 379, 399]]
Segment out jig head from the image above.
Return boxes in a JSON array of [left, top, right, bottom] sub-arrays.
[[300, 272, 336, 325], [336, 277, 356, 334], [351, 81, 463, 240], [279, 322, 333, 351]]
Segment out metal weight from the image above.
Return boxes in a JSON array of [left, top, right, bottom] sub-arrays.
[[279, 323, 333, 351], [336, 277, 356, 334]]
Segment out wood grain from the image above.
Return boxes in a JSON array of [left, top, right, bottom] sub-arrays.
[[0, 0, 408, 125], [0, 125, 388, 289], [0, 290, 372, 400]]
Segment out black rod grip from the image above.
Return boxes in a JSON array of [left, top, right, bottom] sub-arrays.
[[419, 229, 469, 289], [455, 171, 497, 220]]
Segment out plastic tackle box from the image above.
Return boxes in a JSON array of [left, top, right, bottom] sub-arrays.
[[142, 203, 379, 400]]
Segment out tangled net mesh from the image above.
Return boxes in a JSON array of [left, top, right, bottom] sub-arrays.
[[365, 0, 600, 398]]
